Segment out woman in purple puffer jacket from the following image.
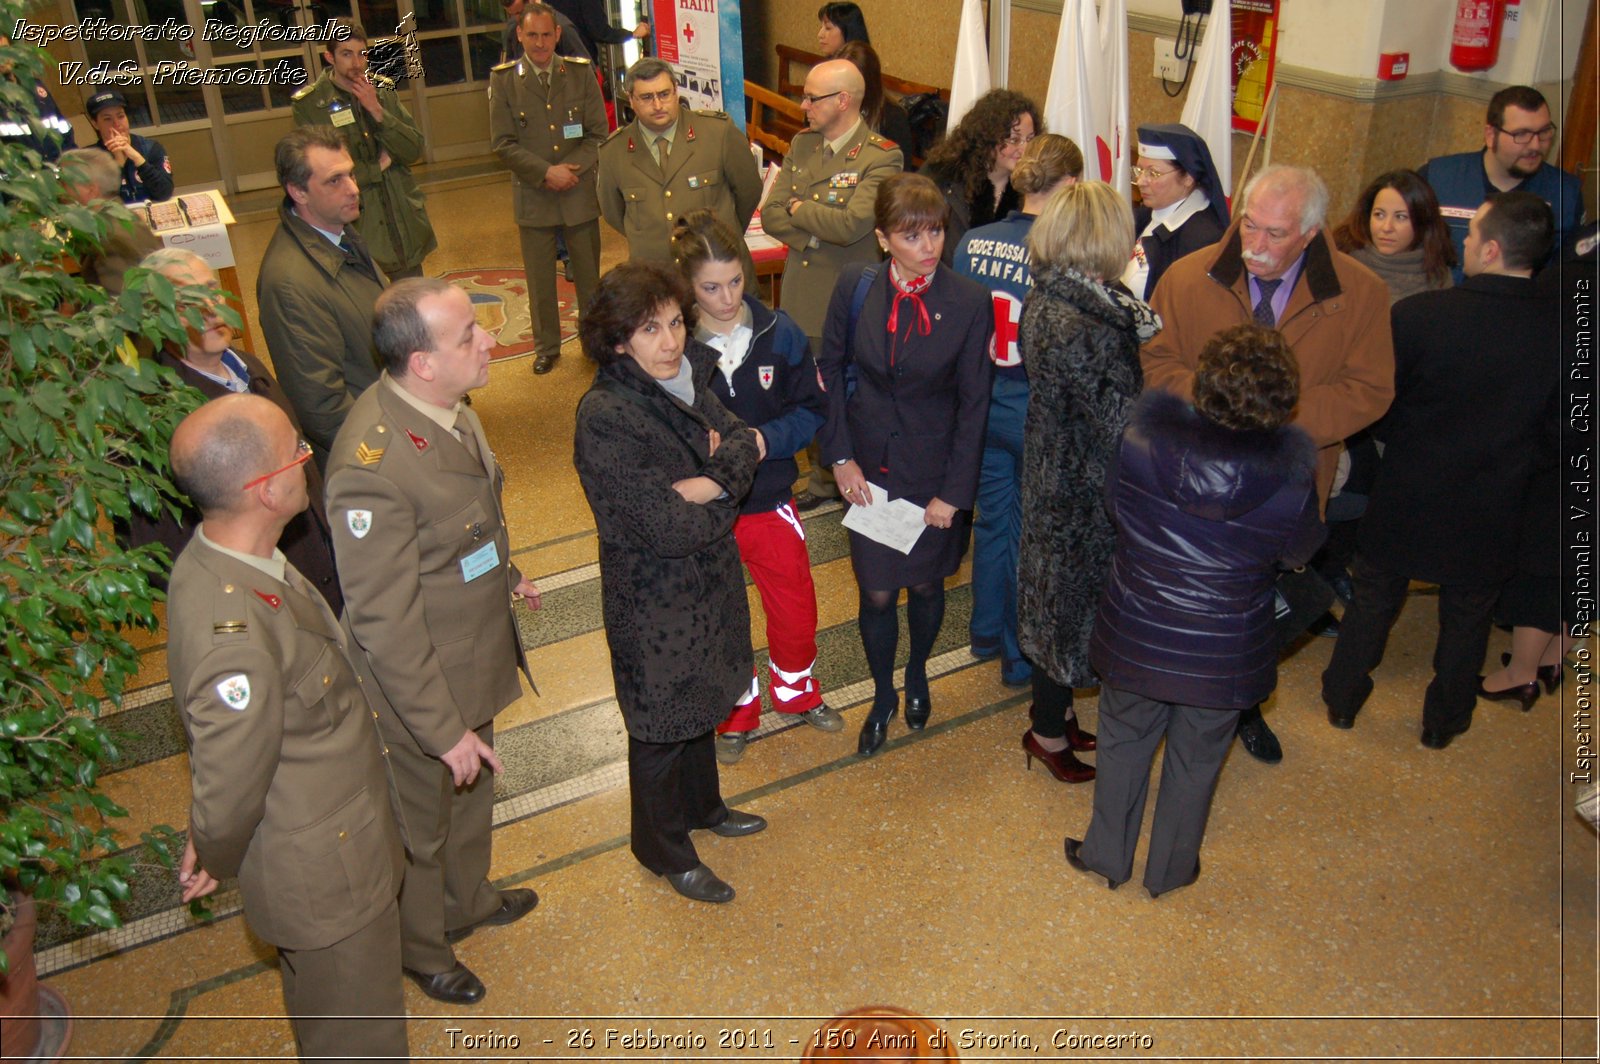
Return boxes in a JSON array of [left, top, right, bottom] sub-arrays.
[[1066, 323, 1325, 899]]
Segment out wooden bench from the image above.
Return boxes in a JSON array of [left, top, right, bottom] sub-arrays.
[[775, 43, 949, 109]]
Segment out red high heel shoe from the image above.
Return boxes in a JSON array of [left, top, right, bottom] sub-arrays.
[[1023, 731, 1094, 783], [1064, 716, 1096, 751], [1477, 675, 1539, 712]]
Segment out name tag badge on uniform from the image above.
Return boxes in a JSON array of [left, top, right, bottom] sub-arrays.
[[330, 107, 356, 128], [563, 122, 584, 139], [216, 674, 251, 711], [461, 540, 501, 582], [346, 509, 373, 539]]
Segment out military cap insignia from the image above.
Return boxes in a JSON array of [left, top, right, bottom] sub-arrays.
[[356, 442, 385, 465], [254, 590, 281, 610], [216, 674, 251, 711], [347, 509, 373, 539], [406, 428, 429, 451]]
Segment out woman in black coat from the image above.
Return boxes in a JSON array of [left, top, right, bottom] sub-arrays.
[[818, 173, 994, 758], [1015, 181, 1159, 784], [1120, 123, 1230, 302], [573, 262, 766, 905], [920, 89, 1040, 264], [1068, 325, 1323, 898]]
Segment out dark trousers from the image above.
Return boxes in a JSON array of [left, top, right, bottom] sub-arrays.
[[627, 730, 729, 876], [1322, 554, 1502, 735], [1078, 685, 1239, 895]]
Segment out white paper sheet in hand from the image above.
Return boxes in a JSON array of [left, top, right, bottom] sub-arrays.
[[840, 482, 927, 555]]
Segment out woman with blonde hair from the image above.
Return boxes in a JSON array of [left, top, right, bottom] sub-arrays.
[[1015, 181, 1161, 784], [952, 134, 1083, 693]]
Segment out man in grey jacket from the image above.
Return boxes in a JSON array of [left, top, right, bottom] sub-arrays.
[[257, 126, 388, 469]]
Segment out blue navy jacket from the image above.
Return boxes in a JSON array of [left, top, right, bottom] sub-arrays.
[[953, 209, 1036, 383], [97, 131, 173, 203], [705, 296, 826, 514], [1419, 150, 1582, 283], [1090, 391, 1324, 710]]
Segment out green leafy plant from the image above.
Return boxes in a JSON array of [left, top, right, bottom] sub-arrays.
[[0, 2, 214, 970]]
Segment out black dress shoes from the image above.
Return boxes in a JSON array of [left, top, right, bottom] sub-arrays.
[[1235, 708, 1283, 764], [445, 887, 539, 944], [664, 863, 734, 903], [1420, 722, 1469, 749], [532, 352, 559, 375], [708, 809, 767, 837], [1327, 707, 1357, 730], [1147, 858, 1201, 900], [405, 962, 485, 1005], [904, 695, 931, 731], [1064, 837, 1121, 890], [793, 491, 828, 513], [858, 716, 889, 757]]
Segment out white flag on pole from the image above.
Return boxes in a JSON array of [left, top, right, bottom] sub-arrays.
[[1099, 0, 1131, 198], [1179, 1, 1233, 203], [947, 0, 991, 132], [1043, 0, 1104, 180]]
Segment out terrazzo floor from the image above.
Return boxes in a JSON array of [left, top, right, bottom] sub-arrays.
[[35, 167, 1599, 1062]]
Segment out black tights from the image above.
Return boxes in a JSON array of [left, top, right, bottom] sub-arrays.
[[1028, 670, 1076, 738], [859, 582, 945, 723]]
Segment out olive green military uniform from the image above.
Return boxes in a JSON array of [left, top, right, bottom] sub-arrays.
[[292, 69, 437, 278], [596, 99, 762, 267], [758, 122, 902, 341], [325, 376, 532, 976], [488, 54, 607, 365], [168, 534, 408, 1062]]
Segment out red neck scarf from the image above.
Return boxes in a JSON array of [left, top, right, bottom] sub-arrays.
[[886, 260, 933, 338]]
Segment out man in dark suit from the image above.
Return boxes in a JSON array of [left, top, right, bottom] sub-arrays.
[[167, 393, 408, 1061], [129, 248, 343, 613], [1322, 191, 1558, 749], [488, 3, 607, 375], [325, 278, 541, 1005]]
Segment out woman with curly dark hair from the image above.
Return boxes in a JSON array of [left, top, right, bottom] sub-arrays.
[[572, 261, 766, 905], [921, 88, 1041, 263], [1067, 324, 1323, 898], [1331, 169, 1456, 303]]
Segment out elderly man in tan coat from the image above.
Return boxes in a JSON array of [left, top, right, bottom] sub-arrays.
[[325, 279, 543, 1006], [1140, 163, 1394, 766], [168, 393, 408, 1062]]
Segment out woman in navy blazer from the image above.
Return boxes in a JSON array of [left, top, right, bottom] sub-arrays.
[[816, 172, 995, 757]]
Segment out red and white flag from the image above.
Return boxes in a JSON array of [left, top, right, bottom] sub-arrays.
[[1099, 0, 1131, 198], [1179, 1, 1233, 203], [1044, 0, 1109, 182], [947, 0, 991, 132]]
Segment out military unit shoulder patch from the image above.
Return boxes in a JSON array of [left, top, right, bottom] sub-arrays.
[[216, 674, 251, 711]]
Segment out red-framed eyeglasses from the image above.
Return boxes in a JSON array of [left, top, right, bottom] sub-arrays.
[[242, 440, 312, 491]]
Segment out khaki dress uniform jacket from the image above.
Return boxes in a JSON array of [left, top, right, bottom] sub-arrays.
[[325, 376, 531, 973], [256, 204, 388, 468], [167, 537, 406, 1060], [596, 101, 763, 265], [489, 54, 607, 361], [292, 69, 438, 276], [759, 124, 902, 339]]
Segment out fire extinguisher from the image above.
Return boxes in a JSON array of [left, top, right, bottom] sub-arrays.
[[1450, 0, 1508, 72]]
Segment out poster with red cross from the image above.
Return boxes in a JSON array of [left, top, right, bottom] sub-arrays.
[[650, 0, 746, 126]]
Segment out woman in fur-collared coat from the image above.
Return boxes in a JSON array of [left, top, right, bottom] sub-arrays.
[[573, 261, 766, 904], [1015, 182, 1161, 785]]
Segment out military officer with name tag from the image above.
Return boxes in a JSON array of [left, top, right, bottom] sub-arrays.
[[488, 2, 607, 376], [325, 278, 542, 1006], [760, 58, 901, 509], [596, 57, 762, 273], [167, 393, 409, 1061]]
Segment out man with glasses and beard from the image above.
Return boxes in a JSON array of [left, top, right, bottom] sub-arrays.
[[1420, 85, 1581, 282]]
